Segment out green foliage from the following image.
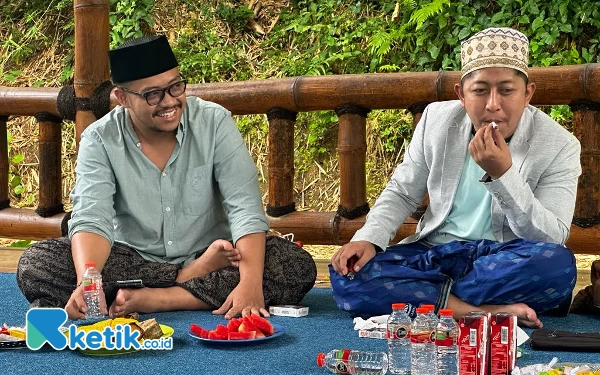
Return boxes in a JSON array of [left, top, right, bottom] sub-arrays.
[[109, 0, 155, 47], [171, 2, 256, 83], [8, 239, 33, 248], [6, 131, 25, 196]]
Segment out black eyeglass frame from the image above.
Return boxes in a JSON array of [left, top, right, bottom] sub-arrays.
[[119, 74, 188, 106]]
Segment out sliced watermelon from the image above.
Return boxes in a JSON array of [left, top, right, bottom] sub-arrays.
[[227, 317, 242, 332], [238, 317, 258, 333], [190, 323, 209, 338], [208, 330, 227, 340], [248, 315, 275, 336], [228, 331, 256, 340], [215, 323, 229, 337]]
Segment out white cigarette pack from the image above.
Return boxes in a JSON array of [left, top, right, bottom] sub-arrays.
[[269, 305, 309, 317], [358, 329, 387, 339]]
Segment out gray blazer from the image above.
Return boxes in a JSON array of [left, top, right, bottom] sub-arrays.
[[353, 100, 582, 250]]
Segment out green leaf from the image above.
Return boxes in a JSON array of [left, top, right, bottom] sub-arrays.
[[570, 48, 580, 59], [458, 27, 471, 40], [9, 240, 32, 248], [11, 154, 24, 164], [532, 16, 544, 31], [9, 175, 21, 187], [559, 24, 572, 33], [518, 15, 530, 24], [13, 185, 24, 195], [491, 12, 505, 23]]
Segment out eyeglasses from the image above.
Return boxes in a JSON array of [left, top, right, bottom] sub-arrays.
[[120, 76, 188, 106]]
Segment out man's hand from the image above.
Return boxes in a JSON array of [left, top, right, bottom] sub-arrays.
[[469, 124, 512, 179], [212, 281, 269, 319], [64, 284, 108, 320], [330, 240, 377, 276]]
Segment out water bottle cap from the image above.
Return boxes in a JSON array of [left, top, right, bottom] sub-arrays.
[[391, 303, 405, 310], [439, 309, 454, 316], [415, 307, 428, 314], [420, 304, 435, 311], [84, 262, 96, 268], [316, 352, 325, 367]]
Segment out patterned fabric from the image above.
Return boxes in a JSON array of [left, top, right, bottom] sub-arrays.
[[461, 27, 529, 78], [330, 239, 576, 319], [17, 236, 316, 310]]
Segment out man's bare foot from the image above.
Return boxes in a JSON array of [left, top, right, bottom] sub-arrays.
[[486, 303, 542, 328], [109, 287, 210, 317], [176, 239, 240, 282], [109, 288, 151, 318], [447, 295, 543, 328]]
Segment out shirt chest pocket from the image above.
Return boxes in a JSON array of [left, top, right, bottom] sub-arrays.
[[182, 165, 212, 216]]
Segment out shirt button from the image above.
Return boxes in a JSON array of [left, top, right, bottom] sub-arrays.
[[162, 172, 167, 177], [166, 207, 171, 212], [167, 241, 173, 245], [136, 142, 141, 148]]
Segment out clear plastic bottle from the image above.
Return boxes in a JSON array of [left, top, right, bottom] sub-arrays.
[[435, 309, 459, 375], [316, 349, 389, 374], [410, 307, 436, 375], [420, 304, 439, 328], [387, 303, 411, 375], [81, 262, 104, 319]]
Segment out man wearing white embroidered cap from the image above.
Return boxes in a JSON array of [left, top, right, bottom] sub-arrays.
[[330, 27, 581, 328]]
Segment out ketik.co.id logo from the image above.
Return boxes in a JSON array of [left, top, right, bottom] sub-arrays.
[[26, 308, 172, 351]]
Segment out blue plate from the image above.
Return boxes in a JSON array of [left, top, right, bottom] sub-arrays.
[[189, 322, 285, 344]]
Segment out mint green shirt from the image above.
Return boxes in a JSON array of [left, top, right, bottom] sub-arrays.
[[425, 148, 495, 245], [68, 97, 269, 265]]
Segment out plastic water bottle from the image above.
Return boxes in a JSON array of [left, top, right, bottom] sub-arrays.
[[420, 304, 439, 328], [387, 303, 411, 374], [81, 262, 104, 319], [316, 349, 389, 374], [411, 307, 436, 375], [435, 309, 459, 375]]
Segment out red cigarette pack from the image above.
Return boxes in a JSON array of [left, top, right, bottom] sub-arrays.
[[459, 311, 490, 375], [489, 312, 517, 375]]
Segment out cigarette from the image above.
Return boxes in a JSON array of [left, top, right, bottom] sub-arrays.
[[491, 121, 498, 130]]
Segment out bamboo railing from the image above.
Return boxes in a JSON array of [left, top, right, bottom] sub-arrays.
[[0, 0, 599, 254]]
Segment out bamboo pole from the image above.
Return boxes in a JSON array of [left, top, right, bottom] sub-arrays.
[[186, 65, 600, 114], [336, 106, 368, 213], [572, 106, 600, 223], [2, 64, 600, 116], [73, 0, 110, 145], [266, 109, 297, 215], [36, 114, 63, 216], [0, 207, 599, 254], [0, 208, 63, 239]]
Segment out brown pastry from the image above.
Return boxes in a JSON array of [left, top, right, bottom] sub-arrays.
[[138, 318, 164, 340]]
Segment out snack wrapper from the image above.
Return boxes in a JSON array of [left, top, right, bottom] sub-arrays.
[[512, 357, 559, 375], [352, 315, 389, 331]]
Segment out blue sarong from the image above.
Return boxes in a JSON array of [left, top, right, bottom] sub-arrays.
[[330, 239, 576, 318]]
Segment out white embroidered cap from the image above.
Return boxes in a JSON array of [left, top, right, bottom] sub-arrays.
[[461, 27, 529, 79]]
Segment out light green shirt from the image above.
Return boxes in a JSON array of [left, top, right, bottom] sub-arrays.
[[68, 97, 269, 265], [426, 148, 495, 245]]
